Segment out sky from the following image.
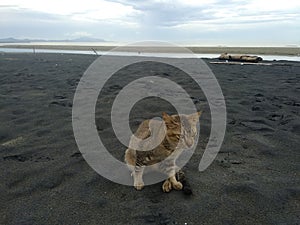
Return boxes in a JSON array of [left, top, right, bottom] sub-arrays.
[[0, 0, 299, 46]]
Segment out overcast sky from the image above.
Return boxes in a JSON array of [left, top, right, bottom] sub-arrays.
[[0, 0, 299, 46]]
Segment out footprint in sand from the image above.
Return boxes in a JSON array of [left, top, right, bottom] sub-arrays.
[[267, 113, 283, 121]]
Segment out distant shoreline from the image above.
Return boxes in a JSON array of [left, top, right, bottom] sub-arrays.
[[1, 44, 299, 56]]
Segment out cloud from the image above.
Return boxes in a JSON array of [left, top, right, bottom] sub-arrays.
[[0, 0, 140, 21], [0, 0, 299, 45]]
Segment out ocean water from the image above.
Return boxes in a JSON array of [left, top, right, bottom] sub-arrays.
[[0, 47, 299, 62]]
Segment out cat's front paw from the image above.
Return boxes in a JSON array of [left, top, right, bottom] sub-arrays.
[[134, 182, 144, 191], [172, 181, 183, 190], [162, 180, 172, 193]]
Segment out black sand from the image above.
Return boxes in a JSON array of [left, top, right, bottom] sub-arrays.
[[0, 53, 299, 225]]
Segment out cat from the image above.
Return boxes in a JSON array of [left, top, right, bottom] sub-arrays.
[[124, 111, 201, 192]]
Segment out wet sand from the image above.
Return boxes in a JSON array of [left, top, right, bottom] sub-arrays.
[[0, 53, 299, 225], [1, 45, 300, 56]]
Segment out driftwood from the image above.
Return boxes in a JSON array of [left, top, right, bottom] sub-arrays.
[[210, 61, 272, 66], [219, 53, 263, 63]]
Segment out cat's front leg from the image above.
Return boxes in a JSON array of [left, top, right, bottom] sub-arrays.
[[162, 179, 172, 192], [133, 166, 145, 190], [161, 161, 183, 192], [169, 176, 183, 190], [162, 176, 183, 192]]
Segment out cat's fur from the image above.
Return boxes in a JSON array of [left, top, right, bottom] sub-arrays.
[[125, 111, 201, 192]]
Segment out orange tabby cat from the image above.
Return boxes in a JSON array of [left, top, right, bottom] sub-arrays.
[[125, 111, 201, 192]]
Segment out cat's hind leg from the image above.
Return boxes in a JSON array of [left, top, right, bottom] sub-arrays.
[[124, 148, 136, 172], [133, 166, 145, 190]]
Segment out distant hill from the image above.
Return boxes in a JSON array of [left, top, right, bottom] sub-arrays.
[[0, 37, 107, 43], [71, 37, 106, 42]]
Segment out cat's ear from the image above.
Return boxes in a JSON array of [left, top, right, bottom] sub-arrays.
[[197, 111, 203, 118], [189, 111, 202, 122], [162, 112, 171, 122]]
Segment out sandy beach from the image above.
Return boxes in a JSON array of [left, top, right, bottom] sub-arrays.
[[0, 53, 299, 225]]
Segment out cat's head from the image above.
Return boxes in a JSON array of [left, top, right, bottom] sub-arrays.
[[162, 111, 202, 149]]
